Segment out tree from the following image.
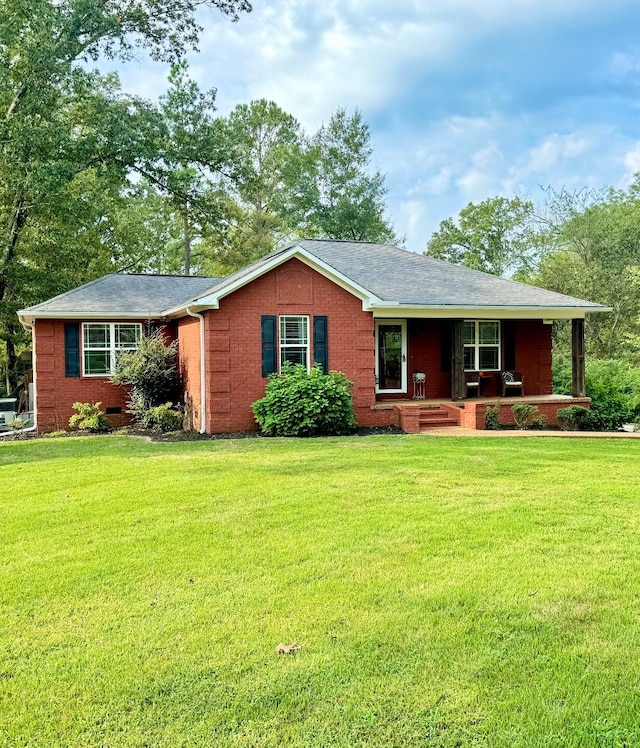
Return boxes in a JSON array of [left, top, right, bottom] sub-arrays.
[[425, 196, 539, 277], [200, 103, 399, 274], [531, 187, 640, 361], [200, 99, 308, 273], [0, 0, 250, 390], [302, 108, 398, 244], [159, 60, 220, 275]]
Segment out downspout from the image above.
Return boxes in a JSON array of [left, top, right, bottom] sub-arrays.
[[185, 307, 207, 434], [15, 317, 37, 434]]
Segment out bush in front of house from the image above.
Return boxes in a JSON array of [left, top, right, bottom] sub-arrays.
[[485, 405, 501, 430], [553, 356, 640, 431], [252, 363, 356, 437], [69, 402, 110, 433], [511, 403, 546, 429], [557, 405, 594, 431], [139, 402, 183, 433], [111, 328, 181, 431]]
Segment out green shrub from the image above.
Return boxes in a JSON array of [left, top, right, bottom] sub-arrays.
[[140, 403, 183, 433], [485, 405, 500, 430], [557, 405, 593, 431], [111, 328, 180, 426], [252, 363, 355, 437], [69, 402, 110, 433], [553, 357, 640, 431], [512, 403, 540, 429], [42, 430, 68, 439], [529, 413, 548, 430]]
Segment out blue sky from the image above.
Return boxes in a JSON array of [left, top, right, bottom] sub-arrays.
[[111, 0, 640, 250]]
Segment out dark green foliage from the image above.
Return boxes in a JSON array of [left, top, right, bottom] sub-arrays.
[[485, 405, 500, 430], [557, 406, 594, 431], [252, 363, 355, 436], [69, 402, 110, 433], [111, 329, 179, 425], [529, 413, 548, 430], [140, 403, 183, 433], [554, 357, 640, 431], [425, 196, 540, 277], [511, 403, 542, 429]]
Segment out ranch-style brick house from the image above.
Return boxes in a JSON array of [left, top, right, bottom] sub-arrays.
[[18, 240, 608, 434]]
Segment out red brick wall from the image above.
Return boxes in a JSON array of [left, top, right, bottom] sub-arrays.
[[177, 315, 202, 431], [515, 320, 553, 395], [202, 258, 376, 433], [462, 399, 591, 430], [34, 319, 171, 433]]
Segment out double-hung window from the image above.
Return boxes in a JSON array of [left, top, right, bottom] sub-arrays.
[[279, 316, 309, 369], [463, 320, 500, 371], [82, 323, 141, 376]]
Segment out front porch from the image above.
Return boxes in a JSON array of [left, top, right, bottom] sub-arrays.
[[373, 317, 588, 408], [371, 394, 591, 433]]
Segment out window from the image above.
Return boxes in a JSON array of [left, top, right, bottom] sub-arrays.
[[463, 320, 500, 371], [279, 316, 309, 369], [82, 323, 141, 376]]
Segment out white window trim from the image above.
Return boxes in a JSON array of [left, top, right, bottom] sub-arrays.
[[463, 320, 501, 372], [81, 322, 142, 377], [375, 319, 407, 394], [279, 315, 310, 372]]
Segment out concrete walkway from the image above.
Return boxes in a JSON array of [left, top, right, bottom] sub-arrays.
[[423, 427, 640, 438]]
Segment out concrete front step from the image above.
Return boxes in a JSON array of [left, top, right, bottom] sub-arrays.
[[420, 425, 464, 434]]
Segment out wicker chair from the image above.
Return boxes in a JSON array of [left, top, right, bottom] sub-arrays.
[[465, 371, 481, 397], [501, 371, 524, 397]]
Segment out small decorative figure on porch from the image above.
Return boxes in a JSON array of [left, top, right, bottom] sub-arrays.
[[412, 371, 426, 400]]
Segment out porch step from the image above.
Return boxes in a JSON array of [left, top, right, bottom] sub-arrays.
[[418, 405, 460, 430]]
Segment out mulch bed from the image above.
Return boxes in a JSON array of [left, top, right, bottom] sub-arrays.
[[2, 424, 405, 443]]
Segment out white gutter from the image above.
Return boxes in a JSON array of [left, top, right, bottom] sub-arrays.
[[18, 318, 37, 433], [185, 306, 206, 434]]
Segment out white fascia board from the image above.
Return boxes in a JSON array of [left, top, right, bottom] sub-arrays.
[[18, 310, 164, 325], [370, 305, 611, 320], [17, 310, 163, 325], [179, 246, 383, 313]]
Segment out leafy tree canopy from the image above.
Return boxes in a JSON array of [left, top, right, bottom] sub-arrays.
[[425, 196, 540, 277]]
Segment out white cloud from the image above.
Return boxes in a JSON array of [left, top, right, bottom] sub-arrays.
[[100, 1, 640, 252], [623, 143, 640, 182], [524, 133, 589, 174]]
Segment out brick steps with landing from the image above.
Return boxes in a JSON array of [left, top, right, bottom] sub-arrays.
[[418, 405, 460, 430]]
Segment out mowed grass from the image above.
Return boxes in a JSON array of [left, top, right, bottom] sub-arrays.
[[1, 435, 640, 747]]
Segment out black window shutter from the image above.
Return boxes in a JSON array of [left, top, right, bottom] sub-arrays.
[[261, 315, 277, 377], [64, 323, 80, 377], [313, 316, 328, 374], [503, 321, 516, 371]]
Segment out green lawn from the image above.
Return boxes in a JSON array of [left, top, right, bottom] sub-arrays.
[[1, 435, 640, 747]]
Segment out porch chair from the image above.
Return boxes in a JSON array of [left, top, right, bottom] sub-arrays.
[[464, 372, 481, 397], [501, 371, 524, 397]]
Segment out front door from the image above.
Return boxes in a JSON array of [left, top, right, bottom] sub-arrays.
[[375, 320, 407, 393]]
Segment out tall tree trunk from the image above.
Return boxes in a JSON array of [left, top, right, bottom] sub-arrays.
[[183, 211, 191, 276], [5, 336, 18, 395]]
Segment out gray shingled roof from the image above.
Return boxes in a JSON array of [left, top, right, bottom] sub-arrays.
[[20, 240, 607, 318], [275, 240, 605, 309], [21, 274, 224, 316]]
